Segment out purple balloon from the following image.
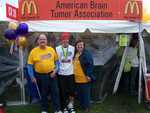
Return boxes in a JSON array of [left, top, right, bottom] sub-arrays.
[[16, 23, 29, 35], [4, 29, 17, 40]]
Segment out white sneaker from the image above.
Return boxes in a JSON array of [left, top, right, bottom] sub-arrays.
[[70, 108, 76, 113], [67, 103, 75, 113], [54, 111, 62, 113], [67, 102, 73, 109], [63, 108, 69, 113], [41, 111, 48, 113]]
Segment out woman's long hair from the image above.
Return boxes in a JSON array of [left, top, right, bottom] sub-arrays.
[[129, 33, 139, 48], [74, 39, 85, 57]]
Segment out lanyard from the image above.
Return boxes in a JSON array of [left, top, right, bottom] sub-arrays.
[[61, 46, 68, 59]]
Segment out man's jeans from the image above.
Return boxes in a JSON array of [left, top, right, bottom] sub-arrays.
[[36, 73, 61, 112]]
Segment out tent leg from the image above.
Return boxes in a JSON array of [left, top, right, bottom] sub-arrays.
[[19, 47, 26, 105], [138, 22, 147, 104], [113, 46, 128, 94]]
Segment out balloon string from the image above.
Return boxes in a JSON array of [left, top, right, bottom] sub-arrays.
[[9, 41, 14, 54]]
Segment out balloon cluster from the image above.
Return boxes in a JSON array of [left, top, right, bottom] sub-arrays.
[[4, 22, 29, 47]]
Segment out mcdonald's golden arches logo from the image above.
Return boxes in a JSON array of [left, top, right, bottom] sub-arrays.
[[21, 0, 38, 16], [124, 0, 139, 15]]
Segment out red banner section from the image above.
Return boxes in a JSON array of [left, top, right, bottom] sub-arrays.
[[18, 0, 142, 21], [6, 3, 18, 20]]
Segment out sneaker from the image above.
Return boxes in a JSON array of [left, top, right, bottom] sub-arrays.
[[63, 108, 69, 113], [69, 108, 76, 113], [67, 103, 75, 113], [41, 111, 48, 113], [54, 111, 62, 113], [67, 102, 73, 109]]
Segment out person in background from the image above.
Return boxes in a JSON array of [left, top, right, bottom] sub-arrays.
[[74, 39, 96, 113], [56, 32, 76, 113], [126, 33, 139, 95], [27, 33, 62, 113]]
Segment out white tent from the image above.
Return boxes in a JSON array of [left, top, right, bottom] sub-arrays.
[[25, 20, 139, 33], [143, 22, 150, 33]]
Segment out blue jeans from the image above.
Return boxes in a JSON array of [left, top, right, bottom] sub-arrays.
[[36, 73, 61, 112], [130, 67, 138, 94], [121, 67, 138, 94], [76, 83, 91, 109]]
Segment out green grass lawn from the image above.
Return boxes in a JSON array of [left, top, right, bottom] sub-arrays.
[[5, 93, 150, 113]]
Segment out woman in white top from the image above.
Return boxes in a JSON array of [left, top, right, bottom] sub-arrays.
[[126, 33, 139, 95]]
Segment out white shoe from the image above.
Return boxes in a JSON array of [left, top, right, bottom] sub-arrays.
[[63, 108, 69, 113], [70, 108, 76, 113], [57, 111, 62, 113], [67, 102, 73, 109], [41, 111, 48, 113], [54, 111, 62, 113], [67, 103, 75, 113]]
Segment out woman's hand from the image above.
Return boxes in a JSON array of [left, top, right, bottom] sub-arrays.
[[31, 77, 37, 84], [50, 69, 57, 78], [87, 76, 91, 82]]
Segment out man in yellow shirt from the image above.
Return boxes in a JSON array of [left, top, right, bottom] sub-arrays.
[[27, 33, 62, 113]]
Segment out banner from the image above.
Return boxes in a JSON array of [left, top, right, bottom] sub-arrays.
[[18, 0, 142, 21], [6, 3, 18, 20], [0, 0, 18, 21]]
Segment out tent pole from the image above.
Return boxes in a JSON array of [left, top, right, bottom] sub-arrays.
[[138, 22, 147, 104], [138, 22, 146, 104], [19, 47, 26, 105], [113, 46, 128, 94], [138, 22, 142, 104]]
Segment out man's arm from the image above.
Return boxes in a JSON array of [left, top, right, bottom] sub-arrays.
[[27, 64, 36, 83], [27, 64, 34, 78]]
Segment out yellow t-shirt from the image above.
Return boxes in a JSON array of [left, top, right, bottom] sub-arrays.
[[74, 53, 88, 83], [27, 46, 58, 73]]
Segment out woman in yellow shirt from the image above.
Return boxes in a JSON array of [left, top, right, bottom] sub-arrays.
[[74, 40, 95, 113]]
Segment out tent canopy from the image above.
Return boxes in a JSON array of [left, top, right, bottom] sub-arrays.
[[25, 20, 140, 33], [143, 22, 150, 33]]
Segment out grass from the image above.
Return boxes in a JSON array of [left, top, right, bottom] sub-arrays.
[[5, 93, 150, 113]]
